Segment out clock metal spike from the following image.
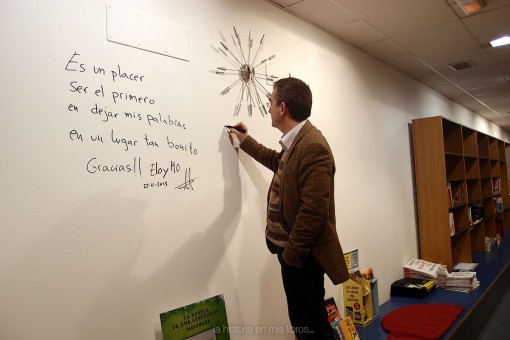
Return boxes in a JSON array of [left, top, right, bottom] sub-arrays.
[[251, 33, 265, 65], [247, 30, 253, 63], [220, 79, 241, 95], [219, 30, 227, 43], [233, 26, 247, 64], [220, 41, 243, 66]]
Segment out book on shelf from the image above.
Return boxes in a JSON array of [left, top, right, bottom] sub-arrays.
[[448, 181, 465, 205], [449, 212, 455, 236], [403, 259, 440, 279], [495, 197, 503, 213], [470, 204, 484, 221], [447, 185, 453, 208], [469, 205, 483, 226], [492, 178, 501, 195], [444, 271, 480, 293], [496, 219, 503, 237]]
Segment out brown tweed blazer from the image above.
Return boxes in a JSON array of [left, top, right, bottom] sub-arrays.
[[240, 121, 349, 285]]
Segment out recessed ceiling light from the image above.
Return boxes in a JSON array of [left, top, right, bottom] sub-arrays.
[[490, 36, 510, 48]]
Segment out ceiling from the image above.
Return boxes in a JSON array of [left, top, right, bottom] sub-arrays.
[[266, 0, 510, 130]]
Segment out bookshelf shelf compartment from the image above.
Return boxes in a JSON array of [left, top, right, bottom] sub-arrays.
[[463, 127, 478, 157], [412, 116, 510, 271], [466, 179, 482, 202], [465, 157, 480, 180]]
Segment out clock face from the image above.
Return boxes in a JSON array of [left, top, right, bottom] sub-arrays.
[[214, 26, 278, 117]]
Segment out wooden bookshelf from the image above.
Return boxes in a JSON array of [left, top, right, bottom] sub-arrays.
[[412, 116, 510, 271]]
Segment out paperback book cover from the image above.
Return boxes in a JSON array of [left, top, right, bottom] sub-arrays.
[[325, 297, 342, 339], [160, 294, 230, 340], [338, 317, 361, 340], [403, 259, 440, 279], [343, 249, 359, 271], [492, 178, 501, 195]]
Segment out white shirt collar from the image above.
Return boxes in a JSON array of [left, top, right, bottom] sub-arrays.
[[279, 120, 307, 151]]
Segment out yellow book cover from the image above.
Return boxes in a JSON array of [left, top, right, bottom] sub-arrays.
[[339, 317, 360, 340]]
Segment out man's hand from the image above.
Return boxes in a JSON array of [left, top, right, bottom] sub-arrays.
[[227, 122, 248, 144]]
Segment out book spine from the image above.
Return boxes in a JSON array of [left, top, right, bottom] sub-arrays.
[[449, 212, 455, 236]]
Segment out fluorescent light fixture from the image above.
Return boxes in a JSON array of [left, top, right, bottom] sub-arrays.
[[490, 36, 510, 48], [454, 0, 485, 15]]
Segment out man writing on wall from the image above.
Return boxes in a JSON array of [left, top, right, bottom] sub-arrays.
[[228, 77, 349, 339]]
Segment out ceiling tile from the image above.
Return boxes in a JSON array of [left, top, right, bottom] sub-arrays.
[[459, 99, 488, 112], [462, 5, 510, 37], [385, 54, 426, 71], [420, 74, 451, 87], [414, 39, 486, 65], [287, 0, 356, 29], [489, 106, 510, 115], [404, 66, 438, 79], [328, 20, 385, 45], [269, 0, 304, 8], [498, 62, 510, 73], [360, 39, 408, 59], [458, 75, 508, 90], [481, 115, 510, 128], [331, 0, 420, 19], [488, 45, 510, 64], [468, 83, 510, 96], [476, 90, 510, 102], [392, 21, 473, 53], [363, 0, 458, 36], [429, 54, 498, 77], [445, 65, 501, 83], [432, 83, 470, 100]]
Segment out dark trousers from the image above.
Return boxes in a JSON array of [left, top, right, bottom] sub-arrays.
[[277, 249, 336, 340]]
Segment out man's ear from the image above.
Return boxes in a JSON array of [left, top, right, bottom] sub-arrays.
[[280, 102, 288, 116]]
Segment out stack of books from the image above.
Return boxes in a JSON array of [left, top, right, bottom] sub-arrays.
[[436, 264, 449, 288], [444, 271, 480, 293], [403, 259, 440, 280]]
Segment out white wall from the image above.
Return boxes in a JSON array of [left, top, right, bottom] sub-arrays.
[[1, 0, 508, 339]]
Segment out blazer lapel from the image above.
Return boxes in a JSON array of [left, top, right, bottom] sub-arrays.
[[279, 120, 314, 197]]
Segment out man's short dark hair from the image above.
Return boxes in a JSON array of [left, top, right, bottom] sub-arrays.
[[273, 77, 312, 121]]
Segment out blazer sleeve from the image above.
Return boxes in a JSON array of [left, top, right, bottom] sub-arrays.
[[240, 135, 280, 172]]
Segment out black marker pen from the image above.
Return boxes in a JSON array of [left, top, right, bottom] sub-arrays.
[[225, 125, 247, 134]]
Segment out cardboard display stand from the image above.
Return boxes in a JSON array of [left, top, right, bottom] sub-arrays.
[[343, 277, 379, 326]]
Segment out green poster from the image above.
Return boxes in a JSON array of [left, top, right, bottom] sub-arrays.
[[160, 294, 230, 340]]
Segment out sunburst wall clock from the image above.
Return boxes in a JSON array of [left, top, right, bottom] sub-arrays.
[[214, 26, 278, 117]]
